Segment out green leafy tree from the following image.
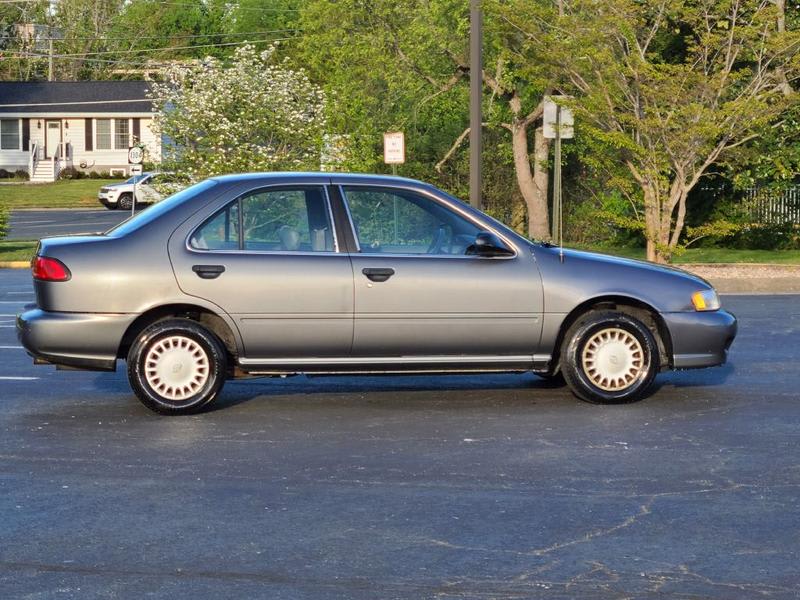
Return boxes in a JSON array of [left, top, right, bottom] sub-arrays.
[[148, 44, 326, 181], [298, 0, 557, 239], [553, 0, 800, 262]]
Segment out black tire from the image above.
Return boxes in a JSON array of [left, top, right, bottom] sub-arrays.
[[117, 193, 133, 210], [560, 311, 659, 405], [127, 318, 227, 415]]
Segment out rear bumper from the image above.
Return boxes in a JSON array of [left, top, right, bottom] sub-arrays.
[[16, 307, 136, 372], [663, 309, 737, 369]]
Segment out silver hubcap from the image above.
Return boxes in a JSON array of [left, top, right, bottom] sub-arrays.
[[581, 327, 645, 392], [144, 335, 210, 402]]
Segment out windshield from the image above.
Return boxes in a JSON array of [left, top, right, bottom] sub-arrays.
[[105, 180, 217, 237], [124, 174, 150, 184]]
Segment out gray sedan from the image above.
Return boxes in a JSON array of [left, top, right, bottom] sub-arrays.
[[17, 173, 736, 414]]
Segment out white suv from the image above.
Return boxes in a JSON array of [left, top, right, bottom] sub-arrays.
[[98, 172, 162, 210]]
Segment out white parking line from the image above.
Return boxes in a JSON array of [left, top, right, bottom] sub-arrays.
[[7, 292, 33, 295], [0, 346, 23, 349], [0, 376, 39, 381]]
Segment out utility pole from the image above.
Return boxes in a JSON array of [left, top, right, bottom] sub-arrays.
[[469, 0, 482, 210], [48, 37, 54, 81]]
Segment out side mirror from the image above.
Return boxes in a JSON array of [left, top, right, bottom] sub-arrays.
[[466, 231, 514, 257]]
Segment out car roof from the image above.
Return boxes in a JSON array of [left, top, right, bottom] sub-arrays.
[[209, 172, 424, 186]]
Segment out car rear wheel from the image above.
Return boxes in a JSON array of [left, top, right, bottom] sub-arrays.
[[560, 311, 659, 404], [127, 319, 227, 414], [118, 193, 133, 210]]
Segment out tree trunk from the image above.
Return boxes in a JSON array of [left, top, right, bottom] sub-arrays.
[[511, 120, 550, 240], [642, 185, 663, 263]]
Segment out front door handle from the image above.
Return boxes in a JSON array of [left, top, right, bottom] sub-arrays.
[[362, 267, 395, 282], [192, 264, 226, 280]]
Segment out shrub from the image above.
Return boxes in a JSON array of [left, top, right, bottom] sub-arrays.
[[0, 205, 7, 241], [88, 170, 101, 179], [98, 170, 111, 179], [0, 168, 11, 179], [14, 169, 29, 181], [58, 166, 85, 180]]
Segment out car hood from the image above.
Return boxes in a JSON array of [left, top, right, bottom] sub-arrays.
[[552, 247, 713, 287]]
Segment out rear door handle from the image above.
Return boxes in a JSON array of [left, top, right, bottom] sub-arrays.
[[362, 267, 395, 282], [192, 264, 226, 280]]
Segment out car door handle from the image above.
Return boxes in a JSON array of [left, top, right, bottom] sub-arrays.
[[362, 267, 395, 282], [192, 264, 226, 280]]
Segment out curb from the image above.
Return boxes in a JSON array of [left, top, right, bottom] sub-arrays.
[[0, 261, 30, 269]]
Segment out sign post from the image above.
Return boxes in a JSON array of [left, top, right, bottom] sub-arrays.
[[383, 132, 405, 242], [127, 146, 144, 217], [543, 96, 574, 257], [383, 131, 405, 176]]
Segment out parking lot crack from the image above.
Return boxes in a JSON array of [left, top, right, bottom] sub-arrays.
[[529, 497, 655, 557]]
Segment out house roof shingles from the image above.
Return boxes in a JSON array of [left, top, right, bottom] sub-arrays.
[[0, 81, 153, 113]]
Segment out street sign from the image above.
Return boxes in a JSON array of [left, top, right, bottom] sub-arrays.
[[543, 96, 574, 139], [130, 164, 143, 175], [383, 132, 405, 164], [127, 146, 144, 164]]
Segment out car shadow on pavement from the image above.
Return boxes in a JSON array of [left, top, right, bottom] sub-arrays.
[[74, 366, 741, 414]]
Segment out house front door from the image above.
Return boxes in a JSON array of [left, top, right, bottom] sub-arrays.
[[45, 120, 61, 158]]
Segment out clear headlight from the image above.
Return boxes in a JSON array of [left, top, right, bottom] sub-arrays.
[[691, 289, 721, 311]]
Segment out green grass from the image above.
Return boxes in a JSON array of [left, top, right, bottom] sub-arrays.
[[579, 245, 800, 264], [0, 179, 122, 209], [0, 240, 36, 263]]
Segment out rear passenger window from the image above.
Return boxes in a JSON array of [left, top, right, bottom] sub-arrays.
[[191, 201, 239, 250], [191, 186, 335, 253]]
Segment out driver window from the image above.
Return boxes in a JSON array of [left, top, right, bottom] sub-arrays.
[[343, 186, 480, 255]]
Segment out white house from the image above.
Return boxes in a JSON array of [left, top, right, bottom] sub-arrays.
[[0, 81, 161, 182]]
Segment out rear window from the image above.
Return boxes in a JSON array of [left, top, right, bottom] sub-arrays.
[[105, 180, 217, 237]]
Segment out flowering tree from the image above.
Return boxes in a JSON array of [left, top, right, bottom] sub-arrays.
[[149, 44, 327, 182]]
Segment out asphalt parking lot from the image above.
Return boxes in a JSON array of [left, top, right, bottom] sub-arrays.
[[1, 268, 799, 599], [8, 210, 131, 241]]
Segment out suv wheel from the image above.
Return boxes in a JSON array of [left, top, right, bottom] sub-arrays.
[[127, 319, 227, 414], [560, 311, 659, 404], [117, 193, 133, 210]]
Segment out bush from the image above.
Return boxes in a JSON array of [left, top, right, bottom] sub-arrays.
[[0, 205, 7, 241], [728, 222, 800, 250], [0, 168, 11, 179], [58, 166, 86, 180], [97, 170, 111, 179], [14, 169, 29, 181], [88, 170, 101, 179]]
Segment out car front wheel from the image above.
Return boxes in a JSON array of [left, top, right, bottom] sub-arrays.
[[127, 319, 227, 414], [560, 311, 659, 404], [117, 193, 133, 210]]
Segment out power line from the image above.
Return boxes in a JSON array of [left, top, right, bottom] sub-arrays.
[[0, 0, 300, 9], [11, 36, 303, 66], [48, 29, 300, 42], [15, 37, 296, 57]]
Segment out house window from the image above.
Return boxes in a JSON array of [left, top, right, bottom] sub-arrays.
[[96, 119, 111, 150], [0, 119, 20, 150], [114, 119, 129, 149]]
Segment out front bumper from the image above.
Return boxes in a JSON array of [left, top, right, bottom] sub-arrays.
[[663, 308, 737, 369], [17, 307, 136, 371], [97, 192, 119, 208]]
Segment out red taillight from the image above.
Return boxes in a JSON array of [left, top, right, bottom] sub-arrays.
[[31, 256, 71, 282]]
